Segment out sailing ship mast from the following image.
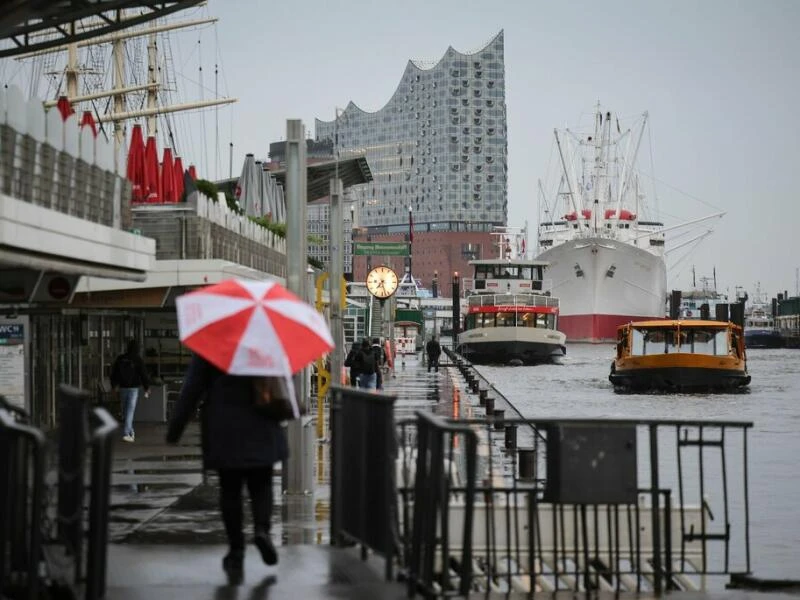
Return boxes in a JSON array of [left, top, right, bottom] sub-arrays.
[[23, 10, 236, 149]]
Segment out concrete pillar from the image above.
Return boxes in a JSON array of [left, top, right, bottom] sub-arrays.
[[329, 178, 344, 430], [284, 120, 313, 496]]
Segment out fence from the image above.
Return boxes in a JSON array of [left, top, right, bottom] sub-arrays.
[[0, 387, 117, 600], [397, 414, 752, 596], [330, 385, 398, 580], [0, 398, 46, 600]]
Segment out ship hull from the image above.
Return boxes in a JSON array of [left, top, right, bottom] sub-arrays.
[[537, 238, 667, 343], [458, 327, 566, 365]]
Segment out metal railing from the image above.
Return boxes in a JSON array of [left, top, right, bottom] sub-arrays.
[[330, 385, 398, 580], [396, 415, 752, 596], [0, 400, 46, 600]]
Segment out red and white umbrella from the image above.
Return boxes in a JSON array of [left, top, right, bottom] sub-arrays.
[[176, 278, 333, 377]]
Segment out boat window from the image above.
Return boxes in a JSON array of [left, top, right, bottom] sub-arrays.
[[714, 330, 729, 355], [496, 312, 515, 327], [478, 313, 495, 328], [519, 312, 536, 328], [536, 314, 551, 328], [630, 328, 645, 355]]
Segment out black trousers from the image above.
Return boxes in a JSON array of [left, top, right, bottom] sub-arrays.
[[428, 355, 440, 372], [218, 466, 273, 551]]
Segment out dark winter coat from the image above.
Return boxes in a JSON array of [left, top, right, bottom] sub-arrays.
[[166, 355, 288, 470], [110, 350, 150, 390], [426, 339, 442, 359]]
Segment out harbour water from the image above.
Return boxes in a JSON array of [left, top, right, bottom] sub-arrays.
[[477, 345, 799, 580]]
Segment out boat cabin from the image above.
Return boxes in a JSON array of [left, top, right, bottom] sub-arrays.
[[466, 259, 549, 294], [616, 320, 744, 360]]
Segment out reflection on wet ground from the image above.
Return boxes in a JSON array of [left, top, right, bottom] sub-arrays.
[[109, 355, 444, 545]]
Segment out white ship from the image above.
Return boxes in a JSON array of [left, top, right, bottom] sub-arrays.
[[537, 106, 666, 343]]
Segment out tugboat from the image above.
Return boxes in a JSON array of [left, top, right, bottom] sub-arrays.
[[609, 319, 750, 392], [457, 227, 566, 365]]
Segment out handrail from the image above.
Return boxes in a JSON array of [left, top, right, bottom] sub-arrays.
[[86, 407, 117, 600], [0, 408, 46, 600]]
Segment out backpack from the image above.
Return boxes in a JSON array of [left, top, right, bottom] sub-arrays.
[[115, 356, 137, 387], [359, 349, 376, 375], [371, 345, 384, 368]]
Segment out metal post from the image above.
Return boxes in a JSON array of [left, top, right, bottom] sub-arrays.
[[329, 178, 344, 432], [285, 120, 313, 495], [452, 272, 461, 342]]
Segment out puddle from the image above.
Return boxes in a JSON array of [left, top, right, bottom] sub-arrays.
[[132, 454, 201, 462]]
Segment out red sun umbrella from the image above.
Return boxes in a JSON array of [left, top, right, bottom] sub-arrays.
[[79, 111, 97, 137], [126, 124, 146, 203], [188, 164, 197, 181], [161, 147, 176, 203], [176, 279, 333, 380], [144, 136, 160, 203], [173, 156, 185, 200], [56, 96, 74, 121]]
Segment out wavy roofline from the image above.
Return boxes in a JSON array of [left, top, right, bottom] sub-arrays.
[[317, 30, 503, 124]]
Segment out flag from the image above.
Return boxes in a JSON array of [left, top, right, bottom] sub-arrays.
[[408, 209, 414, 243]]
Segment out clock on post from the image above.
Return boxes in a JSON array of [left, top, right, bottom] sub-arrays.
[[366, 265, 399, 300]]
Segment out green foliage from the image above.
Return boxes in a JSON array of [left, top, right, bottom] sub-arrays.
[[195, 179, 219, 201], [308, 257, 324, 270]]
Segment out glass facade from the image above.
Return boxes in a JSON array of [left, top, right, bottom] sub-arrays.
[[315, 32, 507, 232]]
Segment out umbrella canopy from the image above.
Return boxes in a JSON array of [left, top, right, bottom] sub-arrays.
[[173, 156, 185, 200], [162, 147, 176, 203], [144, 136, 160, 203], [56, 96, 74, 120], [236, 153, 260, 217], [188, 164, 197, 180], [126, 124, 146, 203], [176, 279, 333, 378]]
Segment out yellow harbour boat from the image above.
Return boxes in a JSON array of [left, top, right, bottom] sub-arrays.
[[609, 320, 750, 392]]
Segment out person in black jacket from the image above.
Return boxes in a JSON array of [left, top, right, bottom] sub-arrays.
[[344, 342, 361, 387], [166, 354, 288, 582], [110, 339, 151, 442], [426, 336, 442, 373]]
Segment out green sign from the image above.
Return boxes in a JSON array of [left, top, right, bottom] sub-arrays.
[[353, 242, 409, 256]]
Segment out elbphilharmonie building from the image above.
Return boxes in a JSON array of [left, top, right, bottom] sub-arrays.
[[315, 31, 507, 290]]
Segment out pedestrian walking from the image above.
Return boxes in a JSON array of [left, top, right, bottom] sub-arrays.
[[426, 335, 442, 373], [110, 339, 150, 442], [170, 278, 334, 584], [371, 337, 386, 390], [167, 355, 287, 582], [355, 338, 378, 389], [344, 342, 362, 387]]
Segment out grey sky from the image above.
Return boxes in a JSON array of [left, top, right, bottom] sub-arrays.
[[209, 0, 799, 299]]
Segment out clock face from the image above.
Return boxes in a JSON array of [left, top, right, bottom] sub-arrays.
[[366, 266, 399, 299]]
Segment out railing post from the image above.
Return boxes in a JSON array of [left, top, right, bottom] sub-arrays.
[[649, 424, 662, 594]]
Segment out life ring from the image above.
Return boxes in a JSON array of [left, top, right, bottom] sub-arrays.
[[686, 310, 693, 317]]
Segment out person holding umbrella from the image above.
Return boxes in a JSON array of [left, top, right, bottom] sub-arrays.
[[166, 279, 333, 582]]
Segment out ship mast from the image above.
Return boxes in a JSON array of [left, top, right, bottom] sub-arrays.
[[31, 12, 236, 152]]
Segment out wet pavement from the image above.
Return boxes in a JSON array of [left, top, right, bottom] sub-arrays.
[[106, 353, 445, 597]]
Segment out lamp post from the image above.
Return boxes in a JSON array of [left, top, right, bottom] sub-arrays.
[[349, 203, 355, 277], [407, 206, 413, 283]]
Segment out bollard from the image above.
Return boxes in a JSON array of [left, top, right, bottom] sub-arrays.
[[493, 409, 505, 430], [478, 389, 487, 406], [519, 448, 536, 480], [505, 424, 517, 450], [470, 379, 480, 394], [484, 397, 495, 415]]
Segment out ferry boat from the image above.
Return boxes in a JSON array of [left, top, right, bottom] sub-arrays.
[[457, 228, 566, 365], [743, 285, 782, 348], [609, 320, 750, 392]]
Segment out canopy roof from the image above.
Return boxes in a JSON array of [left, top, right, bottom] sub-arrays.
[[0, 1, 203, 58]]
